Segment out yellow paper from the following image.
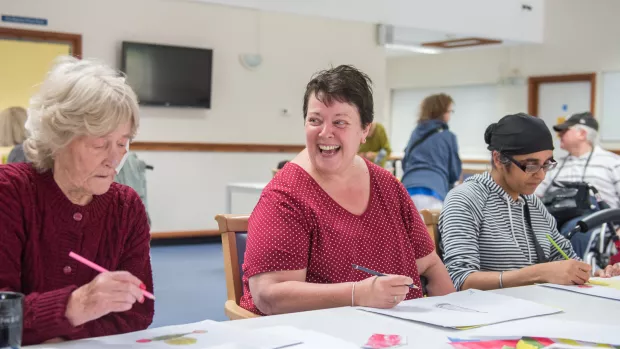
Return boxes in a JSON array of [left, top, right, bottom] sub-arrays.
[[587, 279, 610, 287]]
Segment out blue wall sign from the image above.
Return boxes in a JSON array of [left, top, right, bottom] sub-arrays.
[[1, 15, 48, 26]]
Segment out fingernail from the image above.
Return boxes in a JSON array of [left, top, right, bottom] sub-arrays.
[[140, 283, 146, 290]]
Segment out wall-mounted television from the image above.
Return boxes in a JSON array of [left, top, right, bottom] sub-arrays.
[[121, 41, 213, 108]]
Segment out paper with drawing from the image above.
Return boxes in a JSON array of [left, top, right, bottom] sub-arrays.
[[358, 289, 561, 328], [457, 317, 620, 346], [26, 320, 302, 349], [539, 276, 620, 301]]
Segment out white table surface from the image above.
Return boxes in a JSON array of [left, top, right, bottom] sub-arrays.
[[228, 285, 620, 348]]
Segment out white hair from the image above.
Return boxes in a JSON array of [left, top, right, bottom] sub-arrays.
[[572, 124, 598, 145], [24, 56, 140, 171]]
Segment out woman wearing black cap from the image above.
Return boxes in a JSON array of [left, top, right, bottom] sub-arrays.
[[438, 113, 620, 291]]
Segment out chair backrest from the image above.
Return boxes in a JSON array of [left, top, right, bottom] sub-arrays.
[[420, 209, 441, 254], [215, 214, 259, 319]]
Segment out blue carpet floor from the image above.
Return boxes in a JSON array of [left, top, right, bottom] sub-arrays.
[[149, 240, 228, 328]]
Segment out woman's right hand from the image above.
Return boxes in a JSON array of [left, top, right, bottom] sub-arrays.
[[65, 271, 145, 327], [355, 275, 413, 309], [538, 260, 591, 285]]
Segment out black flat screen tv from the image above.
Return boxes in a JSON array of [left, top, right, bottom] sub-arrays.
[[121, 41, 213, 108]]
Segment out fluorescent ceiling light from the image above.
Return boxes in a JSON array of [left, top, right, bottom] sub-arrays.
[[384, 43, 441, 54]]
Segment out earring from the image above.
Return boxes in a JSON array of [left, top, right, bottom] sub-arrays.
[[362, 138, 367, 143]]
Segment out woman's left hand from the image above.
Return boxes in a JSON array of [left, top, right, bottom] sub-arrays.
[[595, 263, 620, 278]]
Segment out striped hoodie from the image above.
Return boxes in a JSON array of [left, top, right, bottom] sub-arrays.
[[439, 172, 578, 290]]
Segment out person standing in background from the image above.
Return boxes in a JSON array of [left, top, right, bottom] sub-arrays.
[[401, 93, 461, 211], [358, 122, 391, 167], [0, 106, 27, 164]]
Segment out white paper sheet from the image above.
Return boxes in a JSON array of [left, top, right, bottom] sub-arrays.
[[539, 276, 620, 301], [458, 317, 620, 346], [25, 320, 301, 349], [249, 326, 359, 349], [358, 289, 562, 328], [543, 345, 600, 349]]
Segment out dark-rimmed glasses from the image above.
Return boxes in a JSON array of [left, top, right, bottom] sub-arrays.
[[501, 153, 557, 174]]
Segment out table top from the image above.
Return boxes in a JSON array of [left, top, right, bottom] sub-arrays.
[[229, 285, 620, 348]]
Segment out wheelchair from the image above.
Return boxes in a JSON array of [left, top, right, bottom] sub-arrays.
[[566, 208, 620, 275]]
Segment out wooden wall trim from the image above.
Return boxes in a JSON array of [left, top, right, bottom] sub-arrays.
[[131, 141, 305, 153], [0, 27, 82, 58], [528, 73, 596, 117], [130, 143, 620, 162], [461, 159, 489, 165]]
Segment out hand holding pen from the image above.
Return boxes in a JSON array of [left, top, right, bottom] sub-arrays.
[[64, 252, 154, 327], [351, 264, 416, 309]]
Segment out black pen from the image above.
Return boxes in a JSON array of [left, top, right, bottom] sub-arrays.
[[352, 264, 419, 289]]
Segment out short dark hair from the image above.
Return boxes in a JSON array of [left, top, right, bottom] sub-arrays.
[[302, 65, 374, 128]]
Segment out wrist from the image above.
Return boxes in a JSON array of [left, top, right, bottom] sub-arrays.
[[65, 288, 84, 327], [355, 280, 370, 307], [517, 264, 545, 285]]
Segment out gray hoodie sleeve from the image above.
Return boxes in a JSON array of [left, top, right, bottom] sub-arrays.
[[439, 186, 483, 291]]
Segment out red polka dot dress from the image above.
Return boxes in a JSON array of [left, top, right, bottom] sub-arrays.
[[240, 159, 435, 315]]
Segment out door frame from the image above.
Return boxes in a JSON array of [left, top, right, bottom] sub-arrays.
[[0, 27, 82, 58], [528, 73, 596, 117]]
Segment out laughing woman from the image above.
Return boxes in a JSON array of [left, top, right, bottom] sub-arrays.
[[240, 65, 455, 316]]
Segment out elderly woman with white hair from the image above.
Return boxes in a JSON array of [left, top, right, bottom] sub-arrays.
[[0, 57, 153, 345]]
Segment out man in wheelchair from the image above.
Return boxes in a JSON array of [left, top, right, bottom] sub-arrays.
[[537, 112, 620, 271]]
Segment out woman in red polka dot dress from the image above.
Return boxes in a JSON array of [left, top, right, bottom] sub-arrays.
[[240, 65, 456, 316]]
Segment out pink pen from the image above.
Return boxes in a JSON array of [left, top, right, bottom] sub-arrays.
[[69, 251, 155, 300]]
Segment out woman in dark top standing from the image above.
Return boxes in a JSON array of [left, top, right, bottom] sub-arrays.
[[401, 93, 461, 211]]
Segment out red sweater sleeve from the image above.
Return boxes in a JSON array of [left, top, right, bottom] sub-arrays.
[[0, 167, 153, 344], [65, 193, 154, 341], [0, 167, 80, 344], [243, 185, 311, 279]]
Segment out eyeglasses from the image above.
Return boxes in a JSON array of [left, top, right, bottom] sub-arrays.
[[502, 153, 557, 174]]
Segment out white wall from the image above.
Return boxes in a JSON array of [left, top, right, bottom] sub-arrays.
[[3, 0, 387, 232], [194, 0, 546, 44], [135, 151, 295, 232], [386, 0, 620, 156], [3, 0, 387, 144]]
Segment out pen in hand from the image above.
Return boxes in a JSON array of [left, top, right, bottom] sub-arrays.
[[352, 264, 419, 289], [546, 234, 571, 260]]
